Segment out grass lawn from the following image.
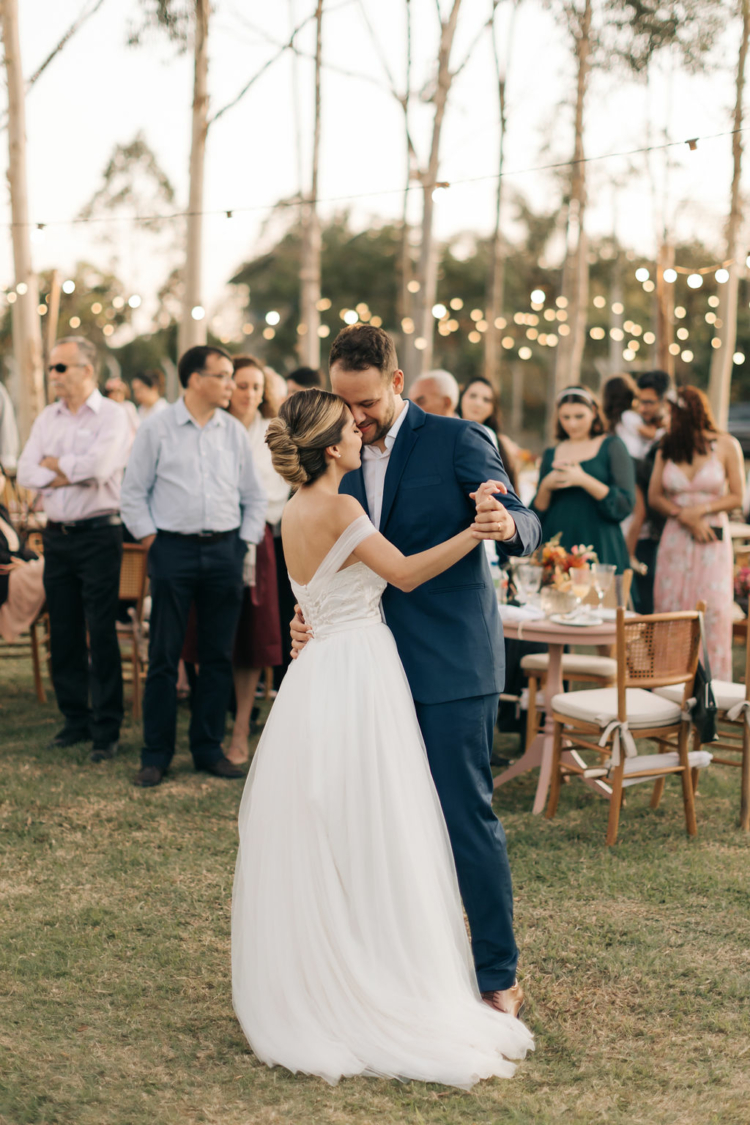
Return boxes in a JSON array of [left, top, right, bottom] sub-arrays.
[[2, 654, 749, 1125]]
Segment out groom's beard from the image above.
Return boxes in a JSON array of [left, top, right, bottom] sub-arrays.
[[362, 401, 397, 446]]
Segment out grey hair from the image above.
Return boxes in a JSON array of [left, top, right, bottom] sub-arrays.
[[55, 336, 98, 373], [422, 369, 460, 409]]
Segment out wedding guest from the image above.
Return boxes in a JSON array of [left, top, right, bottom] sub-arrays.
[[104, 377, 139, 445], [630, 369, 669, 457], [0, 380, 19, 472], [650, 386, 744, 681], [458, 376, 520, 493], [121, 345, 267, 788], [17, 336, 130, 759], [286, 366, 323, 396], [131, 370, 168, 422], [0, 467, 45, 643], [602, 373, 638, 449], [531, 385, 635, 571], [225, 356, 289, 764], [408, 369, 460, 417]]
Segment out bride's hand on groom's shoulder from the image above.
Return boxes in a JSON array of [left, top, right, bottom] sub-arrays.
[[470, 479, 517, 542], [290, 605, 313, 658]]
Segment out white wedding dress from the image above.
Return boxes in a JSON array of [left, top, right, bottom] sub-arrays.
[[232, 515, 533, 1087]]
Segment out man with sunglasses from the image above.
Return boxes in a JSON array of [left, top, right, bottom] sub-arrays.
[[121, 345, 267, 788], [17, 336, 131, 760]]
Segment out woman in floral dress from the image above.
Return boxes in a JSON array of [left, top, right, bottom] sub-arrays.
[[650, 386, 745, 681]]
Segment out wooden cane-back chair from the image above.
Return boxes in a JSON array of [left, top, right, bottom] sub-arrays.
[[654, 617, 750, 831], [522, 569, 633, 752], [546, 607, 706, 844]]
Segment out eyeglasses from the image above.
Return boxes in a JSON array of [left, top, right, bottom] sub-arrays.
[[48, 363, 86, 374]]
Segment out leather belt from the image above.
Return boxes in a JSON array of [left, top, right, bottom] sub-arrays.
[[45, 514, 122, 534], [157, 528, 238, 544]]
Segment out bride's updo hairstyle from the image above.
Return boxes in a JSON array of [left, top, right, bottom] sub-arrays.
[[266, 388, 349, 487]]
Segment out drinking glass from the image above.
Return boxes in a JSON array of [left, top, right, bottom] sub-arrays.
[[514, 563, 543, 604], [591, 563, 617, 616], [567, 566, 593, 619]]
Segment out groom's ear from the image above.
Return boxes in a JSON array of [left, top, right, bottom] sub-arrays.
[[391, 369, 405, 395]]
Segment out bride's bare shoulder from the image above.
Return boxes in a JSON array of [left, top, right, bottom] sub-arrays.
[[282, 491, 365, 538]]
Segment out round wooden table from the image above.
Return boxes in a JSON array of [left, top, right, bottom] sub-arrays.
[[496, 614, 619, 814]]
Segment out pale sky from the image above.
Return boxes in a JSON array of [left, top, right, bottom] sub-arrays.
[[4, 0, 744, 333]]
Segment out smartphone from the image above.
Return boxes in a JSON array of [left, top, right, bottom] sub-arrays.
[[712, 525, 724, 541]]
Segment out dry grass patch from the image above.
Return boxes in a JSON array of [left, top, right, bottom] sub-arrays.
[[1, 654, 749, 1125]]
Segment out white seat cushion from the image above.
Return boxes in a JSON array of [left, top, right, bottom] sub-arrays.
[[551, 687, 682, 728], [655, 680, 746, 713], [521, 653, 617, 678], [622, 749, 713, 787]]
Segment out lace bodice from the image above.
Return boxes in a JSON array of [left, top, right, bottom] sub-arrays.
[[289, 515, 386, 640]]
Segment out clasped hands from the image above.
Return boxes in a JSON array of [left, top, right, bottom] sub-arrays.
[[544, 459, 588, 491], [672, 504, 717, 543]]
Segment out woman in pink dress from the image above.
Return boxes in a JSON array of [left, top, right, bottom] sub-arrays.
[[650, 386, 745, 680]]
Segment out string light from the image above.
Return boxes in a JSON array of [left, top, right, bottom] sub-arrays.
[[265, 310, 280, 325], [449, 297, 463, 310], [687, 274, 703, 288], [128, 294, 141, 308], [663, 268, 677, 283], [191, 305, 205, 321], [468, 331, 481, 343], [518, 346, 532, 360], [593, 295, 606, 308], [733, 352, 745, 364], [431, 303, 447, 318], [715, 268, 729, 283], [112, 295, 125, 309], [318, 325, 330, 338], [343, 310, 358, 325], [407, 280, 420, 293], [643, 332, 655, 345], [635, 268, 649, 282], [530, 289, 545, 303], [681, 350, 694, 362], [243, 323, 254, 335], [414, 337, 427, 350], [62, 279, 75, 294], [6, 292, 16, 304]]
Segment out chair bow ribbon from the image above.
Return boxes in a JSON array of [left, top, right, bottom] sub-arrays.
[[596, 716, 638, 768], [726, 698, 750, 727], [681, 696, 696, 724]]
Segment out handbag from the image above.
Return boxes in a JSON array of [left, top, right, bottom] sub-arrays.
[[692, 612, 718, 744]]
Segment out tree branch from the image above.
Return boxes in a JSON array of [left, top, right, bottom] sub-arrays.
[[451, 0, 501, 80]]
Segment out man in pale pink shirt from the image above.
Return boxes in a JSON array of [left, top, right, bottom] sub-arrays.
[[17, 337, 130, 760]]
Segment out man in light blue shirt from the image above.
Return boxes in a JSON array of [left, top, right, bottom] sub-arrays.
[[121, 345, 267, 787]]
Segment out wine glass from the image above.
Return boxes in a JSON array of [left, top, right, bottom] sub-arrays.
[[591, 563, 617, 618], [567, 565, 593, 619], [514, 563, 543, 605]]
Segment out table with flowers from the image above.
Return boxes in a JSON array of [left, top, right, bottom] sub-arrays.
[[494, 537, 620, 814]]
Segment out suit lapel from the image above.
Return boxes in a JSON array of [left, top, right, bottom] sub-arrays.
[[341, 465, 369, 517], [380, 402, 424, 533]]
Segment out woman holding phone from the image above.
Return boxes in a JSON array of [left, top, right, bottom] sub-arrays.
[[650, 385, 744, 680]]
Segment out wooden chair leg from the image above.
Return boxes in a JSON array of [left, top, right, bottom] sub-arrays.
[[691, 767, 700, 794], [30, 620, 46, 704], [525, 676, 539, 752], [264, 666, 273, 699], [545, 719, 564, 819], [740, 725, 750, 833], [650, 777, 666, 809], [678, 724, 698, 836], [606, 764, 625, 845]]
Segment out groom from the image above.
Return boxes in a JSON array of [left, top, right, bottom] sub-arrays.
[[292, 325, 541, 1015]]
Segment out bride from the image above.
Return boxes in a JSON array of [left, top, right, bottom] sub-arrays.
[[232, 388, 533, 1087]]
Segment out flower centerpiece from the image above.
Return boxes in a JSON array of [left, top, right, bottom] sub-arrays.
[[533, 533, 598, 590]]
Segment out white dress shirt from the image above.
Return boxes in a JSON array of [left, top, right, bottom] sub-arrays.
[[361, 400, 410, 529], [17, 389, 131, 521], [120, 398, 267, 544], [137, 397, 169, 422]]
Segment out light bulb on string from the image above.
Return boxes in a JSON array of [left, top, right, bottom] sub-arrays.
[[687, 273, 703, 289], [191, 305, 205, 321], [715, 268, 729, 283], [62, 279, 75, 294], [635, 268, 649, 282], [663, 268, 677, 283]]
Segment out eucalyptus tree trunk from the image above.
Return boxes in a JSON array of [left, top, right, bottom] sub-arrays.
[[298, 0, 324, 367], [655, 241, 675, 377], [1, 0, 44, 440], [179, 0, 209, 356], [483, 3, 513, 394], [550, 0, 591, 426], [413, 0, 463, 378], [398, 0, 418, 383], [708, 0, 749, 428]]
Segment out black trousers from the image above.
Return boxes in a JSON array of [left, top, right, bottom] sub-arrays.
[[415, 693, 517, 993], [632, 539, 659, 615], [42, 523, 124, 743], [141, 531, 244, 770]]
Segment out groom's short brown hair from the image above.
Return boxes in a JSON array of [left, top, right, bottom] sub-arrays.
[[329, 324, 399, 381]]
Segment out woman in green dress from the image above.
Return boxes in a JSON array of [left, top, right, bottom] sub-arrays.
[[531, 386, 635, 572]]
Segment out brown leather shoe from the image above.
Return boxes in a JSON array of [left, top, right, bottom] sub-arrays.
[[481, 980, 526, 1019], [200, 756, 245, 779], [133, 766, 166, 788]]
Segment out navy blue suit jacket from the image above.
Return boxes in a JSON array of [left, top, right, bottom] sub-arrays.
[[340, 403, 542, 705]]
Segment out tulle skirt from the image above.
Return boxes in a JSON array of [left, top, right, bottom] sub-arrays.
[[232, 620, 533, 1087]]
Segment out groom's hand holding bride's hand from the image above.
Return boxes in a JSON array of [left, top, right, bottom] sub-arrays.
[[470, 479, 517, 542], [290, 605, 313, 658]]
